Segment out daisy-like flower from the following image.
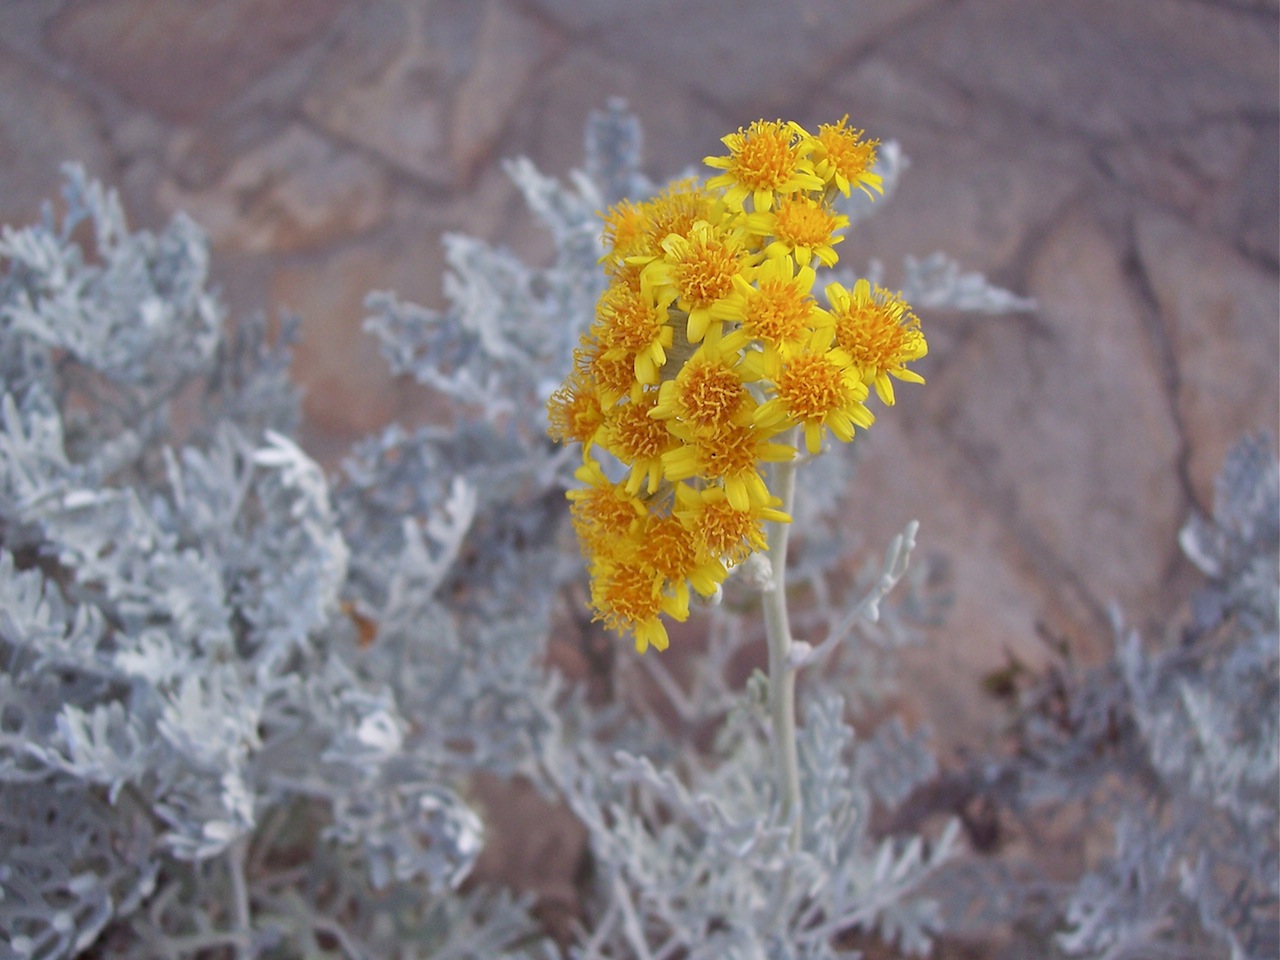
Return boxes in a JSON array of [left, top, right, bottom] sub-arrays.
[[723, 255, 829, 360], [746, 193, 849, 268], [603, 179, 716, 271], [749, 332, 875, 454], [600, 198, 648, 266], [704, 120, 824, 212], [589, 555, 688, 653], [546, 369, 605, 448], [826, 278, 927, 405], [809, 116, 881, 199], [649, 328, 756, 431], [663, 420, 794, 511], [577, 338, 640, 408], [642, 220, 751, 344], [601, 389, 682, 495], [567, 458, 647, 555], [675, 482, 789, 566], [594, 282, 674, 385], [637, 513, 727, 608]]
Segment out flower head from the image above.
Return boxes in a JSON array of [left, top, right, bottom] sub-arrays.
[[827, 278, 927, 405], [750, 334, 874, 454], [548, 115, 923, 653], [725, 255, 828, 360], [810, 116, 881, 198], [747, 193, 848, 268], [642, 220, 750, 343], [704, 120, 823, 212]]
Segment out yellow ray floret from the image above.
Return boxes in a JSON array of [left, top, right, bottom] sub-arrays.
[[704, 119, 824, 212], [826, 278, 927, 405], [810, 116, 882, 199]]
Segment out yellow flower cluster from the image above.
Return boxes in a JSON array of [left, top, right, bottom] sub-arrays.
[[547, 118, 927, 653]]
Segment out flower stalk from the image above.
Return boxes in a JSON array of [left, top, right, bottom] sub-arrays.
[[762, 434, 802, 845]]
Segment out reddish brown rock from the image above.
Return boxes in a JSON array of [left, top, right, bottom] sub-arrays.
[[269, 236, 444, 462], [899, 0, 1277, 140], [157, 123, 390, 254], [45, 0, 345, 124], [0, 53, 113, 226], [1134, 208, 1280, 508], [925, 206, 1186, 628], [302, 0, 559, 188]]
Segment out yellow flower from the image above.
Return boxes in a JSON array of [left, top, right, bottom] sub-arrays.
[[642, 220, 751, 344], [809, 116, 881, 199], [749, 333, 875, 454], [826, 278, 927, 405], [601, 389, 681, 495], [649, 328, 756, 431], [723, 255, 828, 360], [546, 369, 605, 448], [567, 459, 646, 555], [663, 420, 794, 511], [638, 513, 726, 604], [704, 120, 824, 212], [675, 482, 789, 566], [746, 193, 848, 268], [594, 282, 674, 385], [588, 555, 687, 653], [602, 178, 716, 271]]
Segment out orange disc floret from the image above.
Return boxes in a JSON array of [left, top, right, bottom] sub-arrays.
[[755, 193, 849, 268], [603, 390, 681, 494], [638, 514, 726, 600], [675, 483, 789, 566], [567, 460, 646, 555], [727, 255, 827, 357], [595, 283, 674, 385], [644, 220, 750, 343], [601, 198, 648, 264], [809, 116, 881, 199], [704, 120, 824, 212], [663, 420, 793, 511], [826, 278, 927, 405], [751, 340, 874, 454], [589, 557, 687, 653], [546, 370, 605, 447], [649, 333, 755, 431]]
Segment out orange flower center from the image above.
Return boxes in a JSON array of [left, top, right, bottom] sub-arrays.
[[611, 396, 673, 461], [639, 516, 698, 580], [675, 358, 747, 428], [692, 423, 764, 479], [834, 291, 921, 370], [546, 375, 603, 445], [772, 196, 838, 248], [596, 562, 663, 626], [816, 120, 878, 180], [598, 285, 665, 355], [775, 353, 852, 420], [695, 500, 764, 564], [730, 121, 802, 192], [672, 232, 741, 306], [744, 278, 814, 347]]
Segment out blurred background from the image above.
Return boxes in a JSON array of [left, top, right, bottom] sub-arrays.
[[1, 0, 1275, 931]]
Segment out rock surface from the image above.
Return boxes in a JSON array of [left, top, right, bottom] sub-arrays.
[[0, 0, 1275, 936]]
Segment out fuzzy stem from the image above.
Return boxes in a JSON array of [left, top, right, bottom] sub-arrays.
[[763, 440, 802, 847], [227, 836, 253, 960]]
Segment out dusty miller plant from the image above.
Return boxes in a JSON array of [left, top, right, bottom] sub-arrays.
[[7, 98, 1253, 960], [911, 434, 1279, 960]]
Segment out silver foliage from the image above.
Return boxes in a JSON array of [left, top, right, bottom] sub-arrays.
[[4, 99, 1251, 960]]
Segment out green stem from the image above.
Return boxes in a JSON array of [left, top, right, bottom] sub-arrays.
[[763, 440, 802, 847]]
